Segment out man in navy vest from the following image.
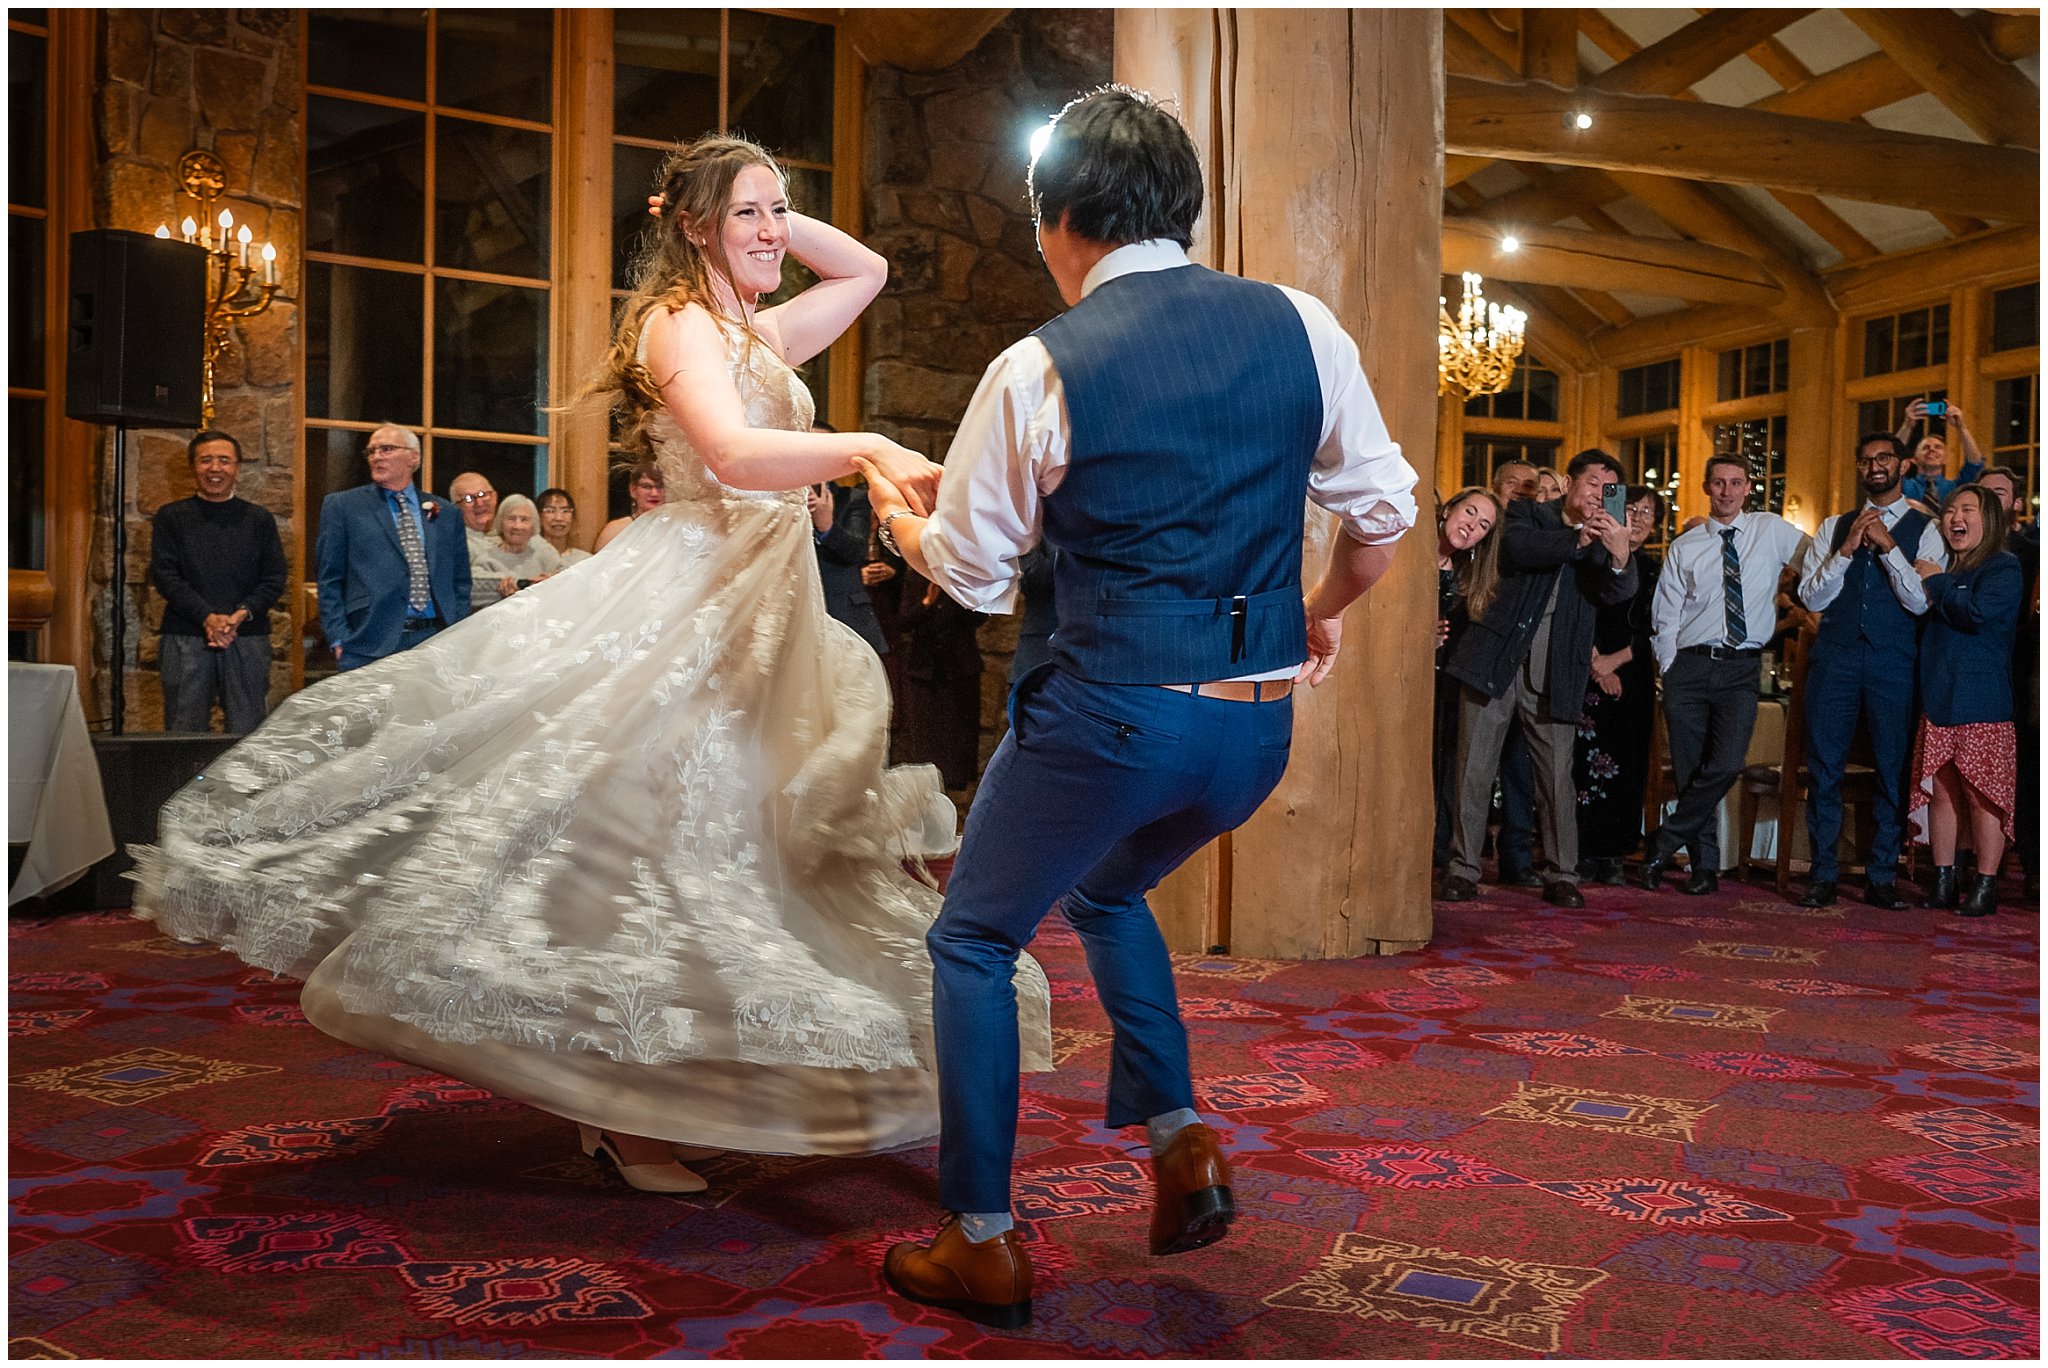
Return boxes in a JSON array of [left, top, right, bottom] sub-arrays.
[[859, 87, 1417, 1328], [1793, 432, 1944, 908]]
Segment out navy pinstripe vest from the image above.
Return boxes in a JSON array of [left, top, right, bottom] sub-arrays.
[[1817, 505, 1930, 662], [1034, 264, 1324, 684]]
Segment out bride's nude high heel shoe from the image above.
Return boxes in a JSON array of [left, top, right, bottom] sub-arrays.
[[577, 1124, 709, 1194]]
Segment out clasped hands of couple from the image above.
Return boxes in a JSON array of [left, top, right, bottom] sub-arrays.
[[853, 454, 1350, 688]]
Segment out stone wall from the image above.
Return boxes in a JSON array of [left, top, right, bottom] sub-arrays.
[[861, 10, 1111, 768], [94, 8, 302, 728]]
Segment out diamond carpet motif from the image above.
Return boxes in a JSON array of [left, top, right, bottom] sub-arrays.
[[1903, 1037, 2039, 1072], [1532, 1178, 1791, 1226], [1680, 1144, 1853, 1200], [23, 1106, 199, 1163], [198, 1117, 390, 1166], [181, 1212, 412, 1273], [1201, 1071, 1328, 1112], [1829, 1277, 2040, 1359], [1600, 1232, 1838, 1295], [1674, 1050, 1846, 1079], [1299, 1145, 1523, 1190], [1473, 1031, 1649, 1058], [1867, 1151, 2040, 1207], [1685, 942, 1824, 966], [1484, 1082, 1715, 1142], [1262, 1235, 1608, 1354], [10, 1009, 91, 1037], [1602, 996, 1780, 1032], [1747, 977, 1885, 996], [1012, 1160, 1152, 1221], [13, 1047, 280, 1106], [8, 1239, 163, 1336], [1883, 1106, 2040, 1152], [398, 1258, 650, 1327], [1253, 1038, 1385, 1073]]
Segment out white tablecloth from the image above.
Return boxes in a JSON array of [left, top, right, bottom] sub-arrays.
[[9, 663, 115, 904]]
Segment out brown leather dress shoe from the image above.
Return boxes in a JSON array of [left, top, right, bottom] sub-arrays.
[[1150, 1123, 1235, 1255], [883, 1216, 1032, 1329]]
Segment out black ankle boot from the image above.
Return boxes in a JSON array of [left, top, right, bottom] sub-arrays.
[[1959, 873, 2000, 918], [1923, 865, 1960, 910]]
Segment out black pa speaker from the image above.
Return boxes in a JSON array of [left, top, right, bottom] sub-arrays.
[[27, 733, 240, 911], [65, 229, 206, 427]]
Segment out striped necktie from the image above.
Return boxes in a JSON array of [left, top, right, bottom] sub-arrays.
[[389, 489, 433, 615], [1721, 528, 1746, 648]]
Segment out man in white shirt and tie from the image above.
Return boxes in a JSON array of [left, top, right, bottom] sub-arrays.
[[1641, 456, 1811, 894], [1790, 432, 1946, 908]]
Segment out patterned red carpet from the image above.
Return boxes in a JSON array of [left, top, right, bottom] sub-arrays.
[[9, 882, 2039, 1359]]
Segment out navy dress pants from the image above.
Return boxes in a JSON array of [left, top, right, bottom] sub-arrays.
[[1803, 642, 1915, 885], [928, 667, 1293, 1215]]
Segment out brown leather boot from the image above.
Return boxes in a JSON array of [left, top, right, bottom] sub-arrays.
[[883, 1215, 1032, 1329], [1150, 1122, 1235, 1255]]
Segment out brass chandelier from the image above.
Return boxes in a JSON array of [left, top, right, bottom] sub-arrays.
[[1438, 271, 1527, 400], [154, 149, 280, 427]]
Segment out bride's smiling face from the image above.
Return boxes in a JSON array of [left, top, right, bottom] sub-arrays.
[[717, 164, 789, 298]]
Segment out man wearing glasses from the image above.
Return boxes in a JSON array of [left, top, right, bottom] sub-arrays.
[[1791, 433, 1945, 908], [448, 471, 507, 609], [314, 425, 472, 670]]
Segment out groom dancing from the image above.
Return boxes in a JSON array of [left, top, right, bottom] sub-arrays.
[[862, 87, 1418, 1328]]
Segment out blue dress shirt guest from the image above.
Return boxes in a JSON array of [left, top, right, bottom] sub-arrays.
[[1792, 432, 1946, 909], [150, 429, 287, 733], [1895, 398, 1987, 508], [1908, 485, 2023, 918], [314, 425, 471, 671]]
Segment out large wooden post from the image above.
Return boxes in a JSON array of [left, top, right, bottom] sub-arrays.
[[1117, 10, 1444, 958]]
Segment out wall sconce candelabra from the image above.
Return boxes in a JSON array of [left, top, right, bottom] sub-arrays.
[[1438, 271, 1527, 400], [154, 149, 278, 427]]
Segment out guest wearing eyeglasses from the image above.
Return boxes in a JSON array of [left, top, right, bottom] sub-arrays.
[[314, 425, 472, 670], [448, 472, 508, 609]]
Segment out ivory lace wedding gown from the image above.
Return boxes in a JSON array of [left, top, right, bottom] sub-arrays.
[[132, 326, 1051, 1155]]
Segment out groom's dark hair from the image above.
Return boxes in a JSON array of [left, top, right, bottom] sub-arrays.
[[1028, 86, 1203, 248]]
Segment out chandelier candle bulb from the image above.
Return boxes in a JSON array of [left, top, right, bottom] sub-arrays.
[[182, 216, 197, 244], [261, 241, 276, 285], [237, 223, 252, 266], [154, 224, 170, 239]]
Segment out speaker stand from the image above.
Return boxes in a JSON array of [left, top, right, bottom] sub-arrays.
[[109, 420, 128, 735]]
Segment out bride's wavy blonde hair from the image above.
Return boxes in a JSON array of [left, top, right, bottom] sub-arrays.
[[578, 134, 790, 463]]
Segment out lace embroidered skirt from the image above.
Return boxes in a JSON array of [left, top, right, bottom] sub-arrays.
[[1911, 718, 2018, 842], [131, 488, 1052, 1155]]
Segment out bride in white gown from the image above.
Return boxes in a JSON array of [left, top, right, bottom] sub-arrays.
[[132, 135, 1052, 1191]]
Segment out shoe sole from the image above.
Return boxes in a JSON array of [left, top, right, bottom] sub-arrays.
[[881, 1266, 1031, 1329], [1152, 1184, 1235, 1256]]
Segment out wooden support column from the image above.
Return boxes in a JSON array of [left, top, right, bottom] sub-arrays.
[[1117, 8, 1442, 958], [555, 12, 614, 543], [1783, 326, 1836, 537]]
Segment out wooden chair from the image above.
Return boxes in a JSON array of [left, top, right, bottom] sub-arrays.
[[1735, 625, 1879, 896]]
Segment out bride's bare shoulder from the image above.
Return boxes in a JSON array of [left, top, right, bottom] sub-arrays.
[[640, 300, 728, 365]]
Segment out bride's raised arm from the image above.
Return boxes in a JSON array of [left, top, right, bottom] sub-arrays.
[[759, 212, 887, 368], [643, 302, 940, 512]]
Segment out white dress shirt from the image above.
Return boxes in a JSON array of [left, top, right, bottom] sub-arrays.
[[919, 240, 1419, 680], [1650, 511, 1812, 674], [1797, 498, 1946, 619]]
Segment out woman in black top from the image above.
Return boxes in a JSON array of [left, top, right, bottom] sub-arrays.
[[1574, 485, 1664, 883], [1434, 488, 1502, 867]]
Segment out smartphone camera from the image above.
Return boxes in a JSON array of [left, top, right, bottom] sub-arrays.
[[1923, 399, 1949, 420], [1600, 483, 1627, 523]]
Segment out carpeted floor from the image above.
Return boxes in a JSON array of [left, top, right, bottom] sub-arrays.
[[9, 881, 2039, 1359]]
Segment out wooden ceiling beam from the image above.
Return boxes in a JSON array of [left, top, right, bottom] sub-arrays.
[[1445, 217, 1784, 306], [1594, 303, 1782, 366], [1465, 166, 1624, 227], [1587, 8, 1814, 96], [1577, 10, 1640, 66], [1845, 8, 2039, 150], [1520, 8, 1578, 86], [1446, 75, 2039, 223], [1769, 191, 1880, 262], [1482, 280, 1601, 372], [836, 9, 1009, 71], [1825, 226, 2042, 314], [1750, 50, 1911, 121], [1981, 11, 2040, 60], [1443, 13, 1520, 185], [1606, 172, 1833, 322], [1446, 9, 1520, 70]]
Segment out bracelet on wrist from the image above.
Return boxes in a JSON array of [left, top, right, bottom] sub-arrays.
[[877, 509, 918, 556]]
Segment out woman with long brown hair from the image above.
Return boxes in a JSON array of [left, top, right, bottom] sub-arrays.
[[134, 134, 1051, 1192]]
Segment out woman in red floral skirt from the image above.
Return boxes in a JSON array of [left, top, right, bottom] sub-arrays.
[[1911, 484, 2025, 916]]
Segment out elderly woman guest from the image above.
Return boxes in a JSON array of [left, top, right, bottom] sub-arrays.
[[594, 463, 666, 553], [1912, 484, 2023, 917], [1574, 484, 1664, 883], [536, 487, 591, 566], [480, 494, 564, 602], [1434, 488, 1501, 866], [1897, 398, 1986, 508]]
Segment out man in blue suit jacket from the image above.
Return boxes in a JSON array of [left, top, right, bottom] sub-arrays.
[[314, 425, 470, 670]]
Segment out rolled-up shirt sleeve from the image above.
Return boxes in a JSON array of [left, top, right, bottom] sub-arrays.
[[1282, 289, 1418, 545], [921, 340, 1064, 615]]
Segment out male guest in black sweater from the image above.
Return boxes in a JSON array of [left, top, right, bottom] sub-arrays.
[[1442, 449, 1637, 907], [149, 429, 287, 733]]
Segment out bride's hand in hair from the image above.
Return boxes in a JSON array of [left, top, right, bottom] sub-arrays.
[[647, 194, 664, 219]]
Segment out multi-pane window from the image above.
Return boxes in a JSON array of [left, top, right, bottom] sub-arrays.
[[9, 12, 49, 626], [303, 9, 556, 555], [610, 10, 837, 439], [1616, 358, 1680, 418], [1460, 437, 1559, 492], [1616, 431, 1682, 553], [1989, 281, 2039, 354], [1711, 416, 1788, 517], [1715, 339, 1788, 401], [1992, 374, 2039, 521], [1856, 390, 1946, 444], [1463, 355, 1558, 423], [1862, 303, 1950, 377]]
